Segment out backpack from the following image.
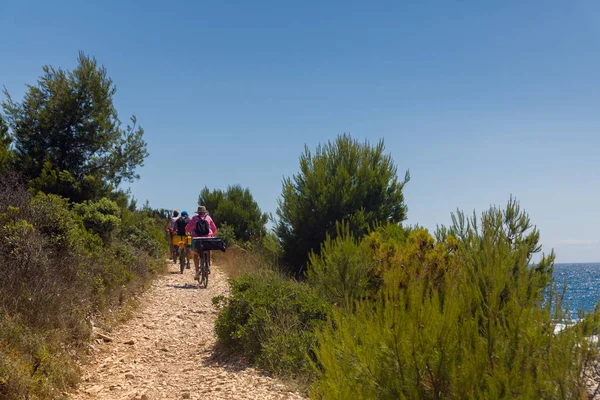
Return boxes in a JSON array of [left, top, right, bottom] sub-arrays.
[[175, 216, 189, 236], [195, 216, 210, 236]]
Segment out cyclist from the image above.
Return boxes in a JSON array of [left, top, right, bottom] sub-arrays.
[[174, 210, 192, 268], [165, 210, 180, 262], [185, 206, 217, 280]]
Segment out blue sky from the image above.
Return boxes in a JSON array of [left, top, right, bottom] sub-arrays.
[[1, 1, 599, 262]]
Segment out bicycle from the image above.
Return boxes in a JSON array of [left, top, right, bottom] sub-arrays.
[[177, 235, 191, 274], [193, 237, 226, 288], [197, 249, 209, 288]]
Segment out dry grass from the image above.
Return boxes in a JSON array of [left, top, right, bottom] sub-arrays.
[[213, 245, 272, 279]]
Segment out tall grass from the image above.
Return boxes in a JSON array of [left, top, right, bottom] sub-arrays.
[[214, 245, 268, 279]]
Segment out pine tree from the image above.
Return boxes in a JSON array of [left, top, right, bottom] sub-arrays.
[[198, 185, 268, 242], [276, 133, 409, 275], [1, 52, 148, 201]]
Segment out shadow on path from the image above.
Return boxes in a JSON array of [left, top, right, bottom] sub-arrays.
[[166, 283, 200, 290], [201, 342, 273, 376]]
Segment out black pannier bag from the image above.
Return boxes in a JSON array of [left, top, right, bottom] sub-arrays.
[[194, 237, 226, 252]]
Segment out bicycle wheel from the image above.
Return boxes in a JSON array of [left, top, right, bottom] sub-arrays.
[[179, 246, 186, 274], [199, 252, 208, 288], [201, 266, 208, 288]]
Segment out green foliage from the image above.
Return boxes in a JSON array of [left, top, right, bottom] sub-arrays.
[[388, 228, 460, 296], [199, 185, 268, 242], [0, 114, 12, 173], [73, 197, 121, 242], [29, 193, 93, 255], [307, 223, 455, 306], [276, 133, 410, 275], [1, 52, 148, 202], [260, 232, 283, 267], [0, 53, 162, 399], [216, 222, 236, 244], [213, 272, 330, 377], [0, 177, 166, 398], [437, 196, 554, 302], [118, 205, 169, 258], [307, 222, 374, 306], [372, 221, 412, 242], [0, 190, 89, 332], [311, 200, 595, 399]]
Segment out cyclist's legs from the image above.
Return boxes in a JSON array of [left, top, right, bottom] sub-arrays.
[[171, 241, 178, 262], [169, 233, 174, 257], [185, 245, 191, 262], [192, 241, 200, 274]]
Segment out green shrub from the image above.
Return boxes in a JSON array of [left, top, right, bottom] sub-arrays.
[[213, 271, 330, 377], [313, 268, 594, 399], [0, 191, 91, 333], [29, 193, 82, 252], [311, 200, 596, 399], [119, 207, 168, 258], [217, 222, 237, 246], [307, 222, 374, 306], [0, 178, 166, 398], [73, 197, 121, 242]]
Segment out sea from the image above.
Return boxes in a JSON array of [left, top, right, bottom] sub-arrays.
[[553, 263, 600, 319]]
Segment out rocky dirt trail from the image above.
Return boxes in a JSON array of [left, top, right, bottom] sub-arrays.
[[71, 262, 306, 400]]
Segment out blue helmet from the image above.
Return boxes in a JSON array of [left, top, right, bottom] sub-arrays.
[[181, 210, 189, 216]]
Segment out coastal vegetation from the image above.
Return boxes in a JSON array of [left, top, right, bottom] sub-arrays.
[[1, 53, 598, 399]]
